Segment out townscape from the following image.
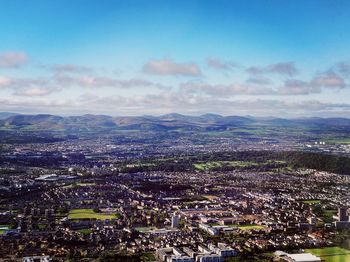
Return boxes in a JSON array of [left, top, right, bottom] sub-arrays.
[[1, 114, 350, 261], [2, 0, 350, 261]]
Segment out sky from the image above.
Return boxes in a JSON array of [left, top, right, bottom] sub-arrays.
[[1, 0, 350, 117]]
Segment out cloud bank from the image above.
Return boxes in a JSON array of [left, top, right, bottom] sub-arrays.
[[0, 53, 349, 117]]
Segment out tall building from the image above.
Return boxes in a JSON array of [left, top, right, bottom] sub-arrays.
[[338, 207, 348, 222], [171, 214, 179, 228], [308, 216, 317, 225]]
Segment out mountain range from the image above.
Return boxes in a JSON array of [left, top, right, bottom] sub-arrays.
[[1, 112, 350, 133]]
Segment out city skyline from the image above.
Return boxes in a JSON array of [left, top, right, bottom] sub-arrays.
[[1, 0, 350, 117]]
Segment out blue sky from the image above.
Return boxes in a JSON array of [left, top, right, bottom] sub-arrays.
[[0, 0, 350, 117]]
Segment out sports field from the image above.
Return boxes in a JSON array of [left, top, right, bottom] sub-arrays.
[[236, 224, 266, 231], [223, 224, 266, 230], [68, 209, 117, 220], [306, 247, 350, 262]]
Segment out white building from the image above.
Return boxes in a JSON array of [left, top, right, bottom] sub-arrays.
[[275, 251, 321, 262], [285, 253, 321, 262], [156, 247, 194, 262], [23, 256, 52, 262]]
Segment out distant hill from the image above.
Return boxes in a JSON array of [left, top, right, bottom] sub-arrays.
[[0, 112, 20, 120], [1, 112, 350, 133]]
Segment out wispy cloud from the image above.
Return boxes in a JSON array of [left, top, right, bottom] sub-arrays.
[[0, 75, 61, 97], [56, 74, 169, 89], [1, 92, 350, 117], [51, 64, 94, 74], [180, 81, 274, 97], [278, 79, 320, 95], [246, 76, 273, 85], [331, 61, 350, 77], [0, 76, 12, 88], [14, 87, 59, 97], [247, 62, 297, 76], [206, 58, 238, 71], [0, 76, 49, 89], [0, 52, 28, 68], [0, 70, 170, 97], [143, 58, 201, 76]]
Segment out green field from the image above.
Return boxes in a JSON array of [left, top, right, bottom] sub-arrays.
[[306, 247, 350, 262], [194, 161, 257, 171], [141, 252, 156, 261], [38, 224, 47, 230], [301, 199, 321, 205], [0, 225, 9, 235], [311, 205, 336, 223], [235, 224, 266, 231], [77, 229, 92, 235], [326, 138, 350, 144], [68, 209, 117, 220]]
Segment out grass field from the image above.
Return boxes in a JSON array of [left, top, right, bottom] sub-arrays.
[[306, 247, 350, 262], [68, 209, 117, 220], [323, 209, 337, 220]]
